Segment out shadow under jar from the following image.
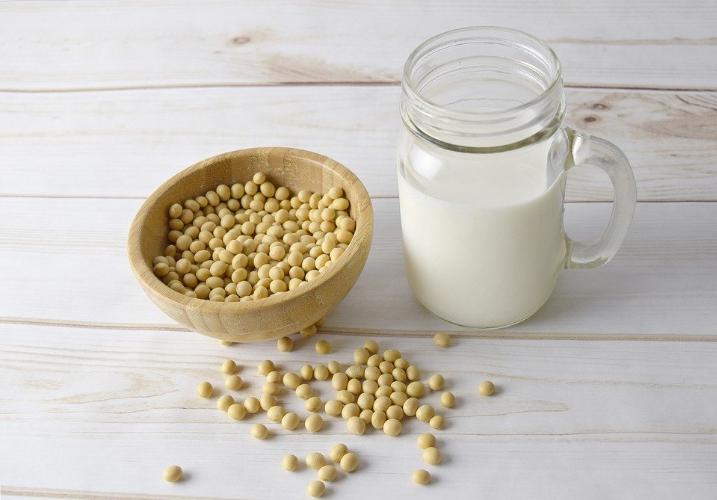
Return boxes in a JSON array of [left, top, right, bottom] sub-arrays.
[[397, 27, 636, 329]]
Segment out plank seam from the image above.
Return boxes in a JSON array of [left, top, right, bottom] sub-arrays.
[[1, 316, 715, 342], [1, 82, 716, 93], [2, 194, 717, 203]]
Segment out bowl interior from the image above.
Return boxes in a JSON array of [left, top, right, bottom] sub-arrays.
[[137, 147, 366, 274]]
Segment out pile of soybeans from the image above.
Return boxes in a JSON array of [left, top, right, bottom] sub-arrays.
[[151, 173, 355, 302], [168, 332, 498, 497]]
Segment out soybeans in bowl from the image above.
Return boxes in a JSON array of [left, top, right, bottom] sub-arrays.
[[128, 147, 373, 342]]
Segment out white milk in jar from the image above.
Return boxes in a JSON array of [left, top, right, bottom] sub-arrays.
[[398, 134, 567, 327], [397, 27, 635, 328]]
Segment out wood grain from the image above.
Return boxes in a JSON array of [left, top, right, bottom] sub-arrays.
[[1, 197, 715, 338], [1, 0, 716, 90], [1, 86, 716, 201], [2, 324, 716, 499]]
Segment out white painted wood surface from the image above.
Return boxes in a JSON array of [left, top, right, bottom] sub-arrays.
[[1, 0, 716, 90], [2, 325, 717, 500], [1, 198, 716, 338], [2, 87, 716, 201], [1, 1, 716, 499]]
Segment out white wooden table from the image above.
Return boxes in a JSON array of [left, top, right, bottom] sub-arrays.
[[1, 2, 716, 499]]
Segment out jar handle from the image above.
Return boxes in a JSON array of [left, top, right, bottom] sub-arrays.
[[564, 129, 637, 269]]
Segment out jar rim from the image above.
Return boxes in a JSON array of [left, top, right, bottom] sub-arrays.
[[402, 26, 562, 120]]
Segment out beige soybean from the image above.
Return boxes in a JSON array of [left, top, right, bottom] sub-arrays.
[[197, 381, 213, 398], [257, 360, 275, 375], [430, 415, 445, 430], [314, 364, 330, 380], [422, 446, 441, 465], [318, 464, 338, 482], [225, 374, 243, 391], [251, 423, 269, 439], [428, 374, 445, 391], [296, 383, 313, 399], [244, 396, 261, 414], [479, 380, 496, 396], [433, 332, 451, 348], [416, 404, 435, 423], [386, 405, 404, 421], [347, 378, 362, 395], [407, 381, 425, 398], [329, 443, 348, 463], [306, 452, 326, 470], [364, 366, 381, 381], [332, 373, 349, 391], [383, 349, 401, 362], [346, 365, 364, 379], [300, 364, 314, 381], [266, 370, 283, 384], [305, 396, 323, 412], [376, 386, 393, 399], [283, 372, 302, 389], [383, 418, 402, 437], [315, 340, 332, 355], [228, 403, 247, 421], [277, 336, 294, 352], [417, 433, 436, 449], [307, 480, 326, 498], [390, 391, 408, 407], [412, 469, 431, 485], [403, 397, 420, 417], [221, 359, 238, 374], [217, 394, 234, 412], [373, 395, 391, 413], [305, 413, 324, 433], [357, 392, 375, 410], [353, 347, 370, 364], [263, 382, 282, 395], [267, 405, 285, 422], [281, 412, 301, 430], [347, 416, 366, 435], [440, 391, 455, 408], [338, 399, 357, 415], [371, 410, 387, 430], [325, 399, 344, 417], [259, 394, 276, 411], [283, 454, 300, 472], [379, 361, 394, 374], [367, 354, 382, 367], [359, 408, 373, 424], [339, 452, 359, 472], [163, 465, 183, 483], [362, 379, 379, 394]]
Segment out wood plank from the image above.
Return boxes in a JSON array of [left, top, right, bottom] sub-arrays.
[[0, 197, 715, 338], [2, 325, 716, 499], [1, 87, 716, 201], [1, 0, 715, 90]]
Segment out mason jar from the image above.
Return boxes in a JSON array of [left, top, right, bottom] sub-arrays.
[[397, 26, 636, 328]]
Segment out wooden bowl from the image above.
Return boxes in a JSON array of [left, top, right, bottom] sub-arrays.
[[128, 147, 373, 342]]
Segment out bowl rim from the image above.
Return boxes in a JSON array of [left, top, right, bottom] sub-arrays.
[[127, 146, 373, 312]]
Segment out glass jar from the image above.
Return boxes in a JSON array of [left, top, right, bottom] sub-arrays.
[[397, 27, 636, 328]]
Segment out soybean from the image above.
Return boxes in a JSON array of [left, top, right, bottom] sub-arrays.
[[412, 469, 431, 485], [197, 381, 213, 398], [163, 465, 183, 483]]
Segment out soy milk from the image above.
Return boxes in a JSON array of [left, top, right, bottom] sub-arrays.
[[397, 137, 568, 328]]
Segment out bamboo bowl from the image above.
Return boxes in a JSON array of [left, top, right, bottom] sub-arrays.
[[128, 147, 373, 342]]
